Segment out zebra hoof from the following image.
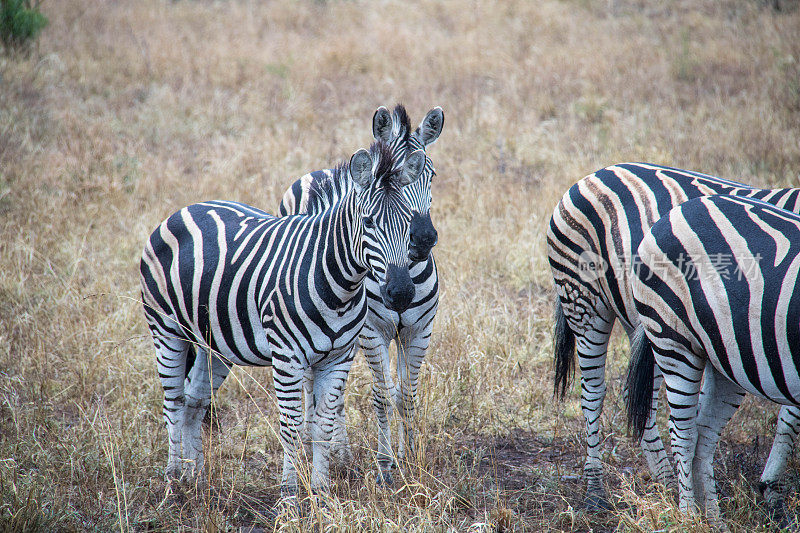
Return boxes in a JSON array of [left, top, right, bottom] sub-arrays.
[[584, 493, 612, 512], [377, 469, 394, 487]]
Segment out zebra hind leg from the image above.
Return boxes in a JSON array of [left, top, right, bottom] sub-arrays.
[[692, 364, 745, 524], [182, 347, 231, 484], [623, 324, 676, 493], [153, 334, 191, 482], [760, 405, 800, 528], [637, 365, 677, 491], [573, 310, 615, 510], [660, 347, 705, 516]]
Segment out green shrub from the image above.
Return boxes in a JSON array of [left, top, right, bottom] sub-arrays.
[[1, 0, 48, 52]]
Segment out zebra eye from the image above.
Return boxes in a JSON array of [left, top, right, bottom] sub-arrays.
[[363, 216, 376, 229]]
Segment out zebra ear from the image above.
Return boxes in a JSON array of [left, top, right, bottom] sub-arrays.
[[416, 107, 444, 147], [397, 149, 425, 187], [350, 148, 373, 190], [372, 106, 393, 142]]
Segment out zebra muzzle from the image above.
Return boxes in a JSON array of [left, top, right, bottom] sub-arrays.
[[381, 264, 415, 312], [409, 212, 438, 262]]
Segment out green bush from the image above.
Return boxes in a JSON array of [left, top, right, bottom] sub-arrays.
[[1, 0, 48, 52]]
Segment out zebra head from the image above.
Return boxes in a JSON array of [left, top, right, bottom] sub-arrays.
[[372, 104, 444, 262], [349, 141, 426, 312]]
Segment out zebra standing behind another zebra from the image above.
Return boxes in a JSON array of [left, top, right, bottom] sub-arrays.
[[627, 194, 800, 525], [140, 141, 426, 497], [279, 104, 444, 485], [547, 162, 800, 509]]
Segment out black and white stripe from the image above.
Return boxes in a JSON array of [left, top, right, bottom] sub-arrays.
[[140, 141, 425, 496], [279, 104, 444, 484], [547, 162, 800, 508], [627, 194, 800, 523]]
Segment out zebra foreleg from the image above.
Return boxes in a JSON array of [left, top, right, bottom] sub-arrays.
[[182, 348, 231, 483], [760, 406, 800, 526], [692, 364, 745, 523], [362, 331, 397, 485], [274, 361, 305, 498], [395, 326, 429, 467], [328, 347, 357, 468], [311, 357, 354, 494], [300, 368, 315, 449]]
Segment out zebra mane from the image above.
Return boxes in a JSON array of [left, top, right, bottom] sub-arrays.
[[305, 140, 398, 214], [392, 104, 412, 146]]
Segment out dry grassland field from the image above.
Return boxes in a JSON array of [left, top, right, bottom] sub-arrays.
[[2, 0, 800, 531]]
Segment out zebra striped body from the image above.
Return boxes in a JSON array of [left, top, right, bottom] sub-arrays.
[[547, 162, 800, 507], [141, 141, 425, 496], [279, 105, 443, 484], [627, 194, 800, 523]]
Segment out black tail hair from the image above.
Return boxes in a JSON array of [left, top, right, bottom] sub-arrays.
[[553, 298, 576, 399], [625, 324, 656, 442]]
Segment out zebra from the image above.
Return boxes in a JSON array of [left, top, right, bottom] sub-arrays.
[[546, 162, 800, 509], [140, 140, 426, 497], [279, 104, 444, 485], [626, 194, 800, 524]]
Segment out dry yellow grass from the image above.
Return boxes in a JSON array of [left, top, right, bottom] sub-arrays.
[[1, 0, 799, 531]]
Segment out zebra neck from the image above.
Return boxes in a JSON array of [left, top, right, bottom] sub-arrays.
[[313, 193, 368, 302]]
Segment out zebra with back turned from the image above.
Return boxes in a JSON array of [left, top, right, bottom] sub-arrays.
[[547, 162, 800, 509], [140, 141, 426, 497], [627, 194, 800, 525], [279, 104, 444, 484]]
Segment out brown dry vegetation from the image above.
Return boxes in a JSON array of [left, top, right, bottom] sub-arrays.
[[1, 0, 799, 531]]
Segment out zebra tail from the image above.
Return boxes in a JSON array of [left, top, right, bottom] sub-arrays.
[[553, 298, 576, 400], [625, 324, 655, 442]]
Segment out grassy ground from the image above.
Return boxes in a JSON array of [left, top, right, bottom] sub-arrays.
[[1, 0, 799, 531]]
